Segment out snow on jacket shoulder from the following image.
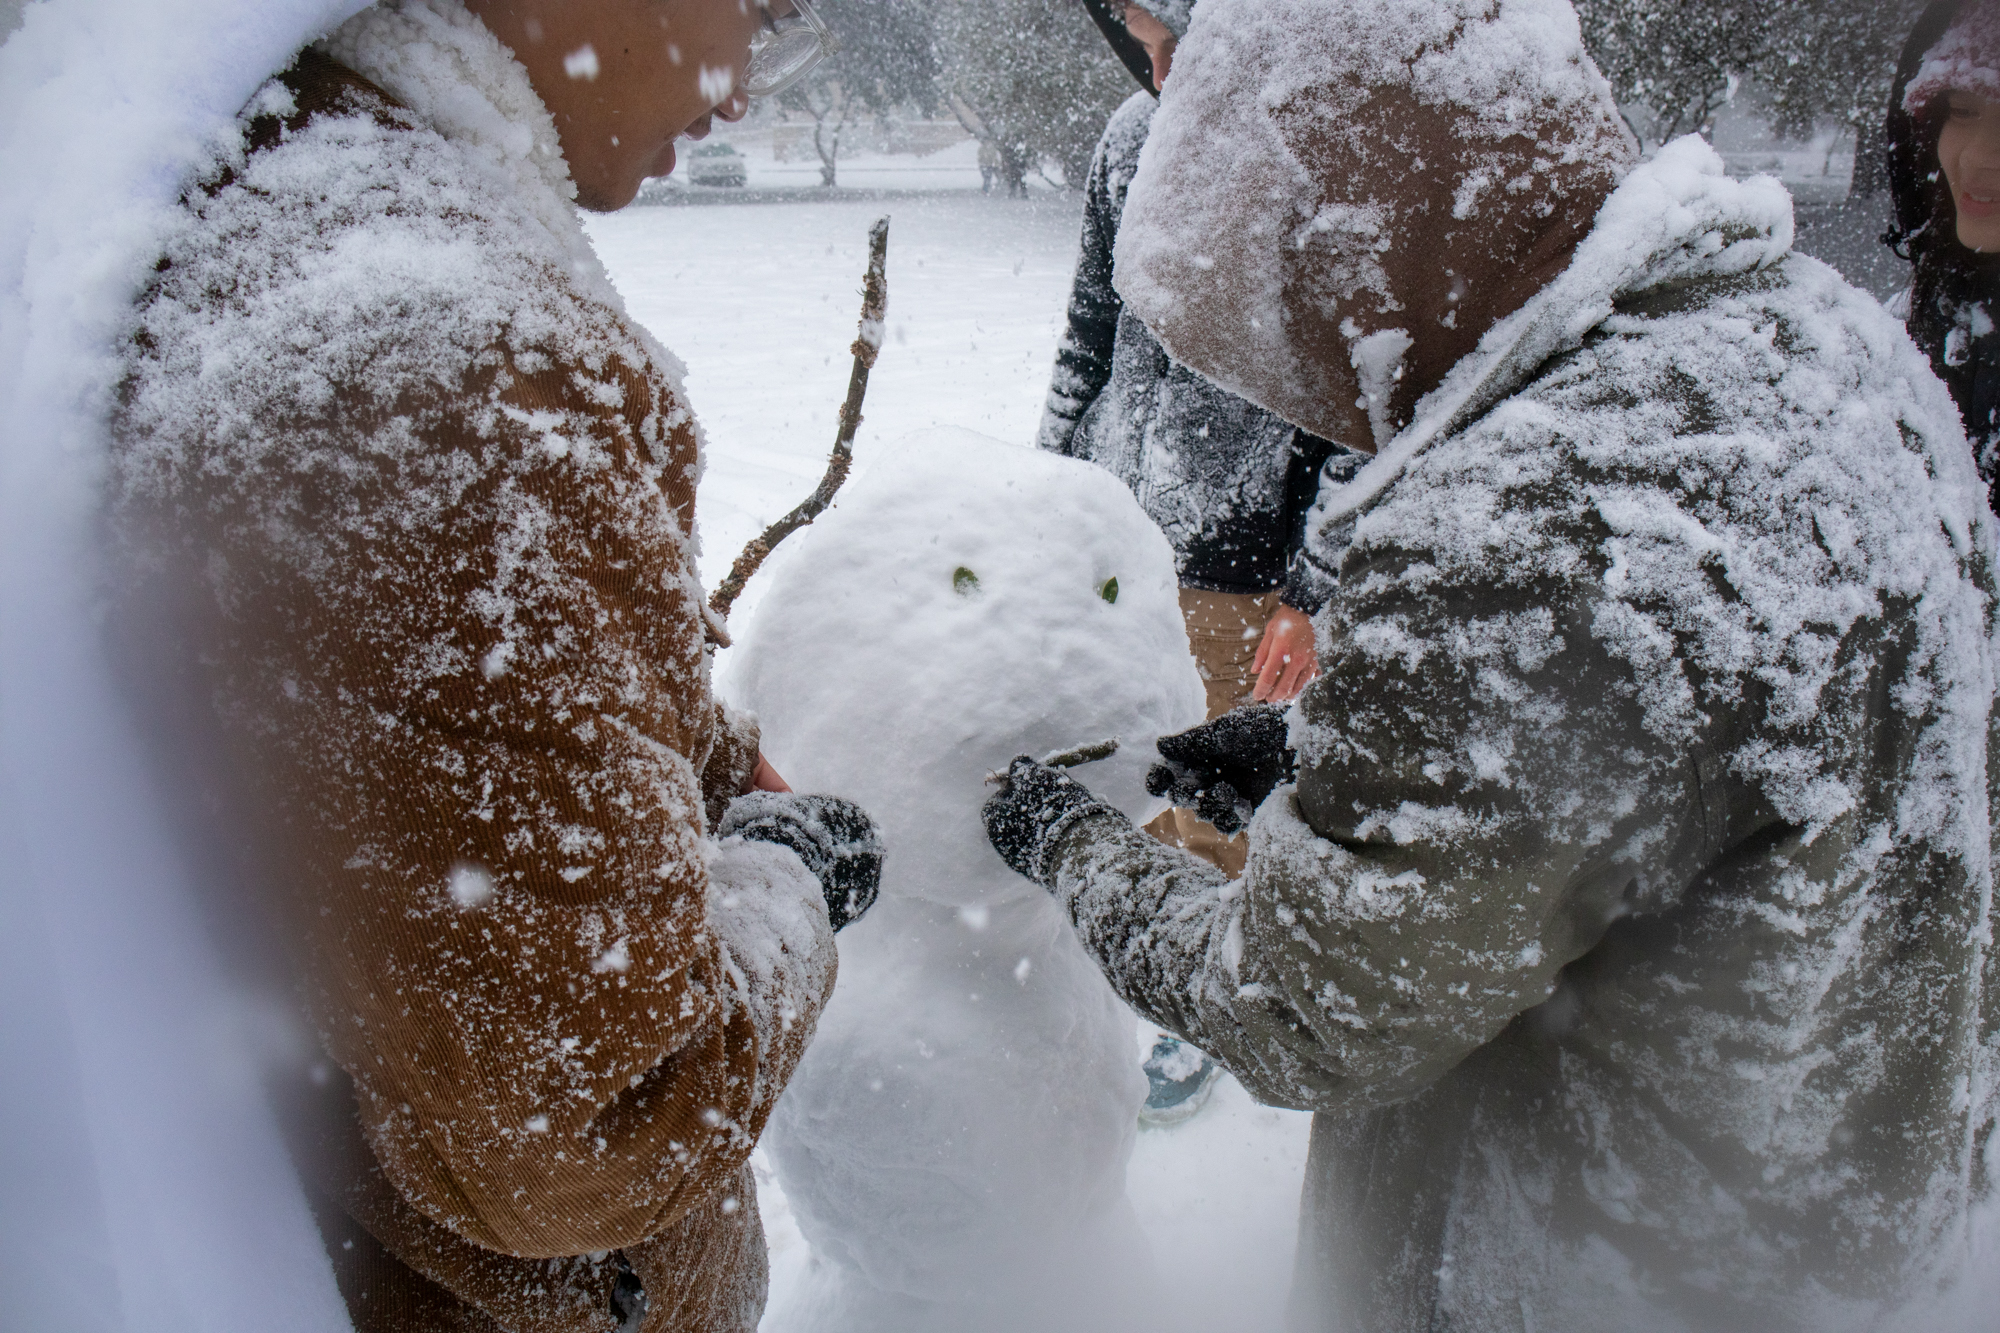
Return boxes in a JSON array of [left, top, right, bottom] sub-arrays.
[[1045, 139, 1999, 1330], [110, 7, 833, 1327]]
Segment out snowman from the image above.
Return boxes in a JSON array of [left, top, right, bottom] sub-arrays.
[[722, 428, 1206, 1331]]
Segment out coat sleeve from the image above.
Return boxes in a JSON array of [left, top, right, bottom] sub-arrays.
[[1038, 127, 1126, 456], [233, 339, 837, 1263], [701, 700, 762, 828], [1277, 434, 1362, 614], [1045, 542, 1710, 1112]]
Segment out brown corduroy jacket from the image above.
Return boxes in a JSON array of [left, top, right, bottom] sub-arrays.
[[113, 45, 833, 1333]]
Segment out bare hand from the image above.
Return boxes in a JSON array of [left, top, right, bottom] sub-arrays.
[[751, 753, 792, 793], [1251, 606, 1319, 703]]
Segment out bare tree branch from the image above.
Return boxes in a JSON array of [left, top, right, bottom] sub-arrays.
[[709, 216, 890, 621]]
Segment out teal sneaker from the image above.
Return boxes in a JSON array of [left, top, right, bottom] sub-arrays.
[[1139, 1034, 1222, 1127]]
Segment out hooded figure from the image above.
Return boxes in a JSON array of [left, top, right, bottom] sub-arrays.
[[1041, 0, 1360, 898], [985, 0, 2000, 1328], [107, 2, 877, 1329], [1044, 0, 1351, 645], [1890, 0, 2000, 514]]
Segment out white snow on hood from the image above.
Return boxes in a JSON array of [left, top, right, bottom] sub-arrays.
[[1112, 0, 1631, 447], [1312, 135, 1796, 528]]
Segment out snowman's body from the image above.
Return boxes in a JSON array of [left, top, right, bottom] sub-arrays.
[[725, 430, 1205, 1330]]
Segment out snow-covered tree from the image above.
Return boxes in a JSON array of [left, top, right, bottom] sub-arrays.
[[1574, 0, 1775, 145], [932, 0, 1133, 191], [1758, 0, 1926, 195], [781, 0, 938, 187], [1574, 0, 1924, 170]]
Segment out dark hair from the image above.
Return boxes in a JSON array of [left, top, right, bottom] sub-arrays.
[[1889, 1, 2000, 378]]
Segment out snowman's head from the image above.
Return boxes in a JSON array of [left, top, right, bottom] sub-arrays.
[[726, 430, 1204, 906]]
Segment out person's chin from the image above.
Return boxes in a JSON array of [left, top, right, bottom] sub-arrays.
[[577, 172, 644, 213]]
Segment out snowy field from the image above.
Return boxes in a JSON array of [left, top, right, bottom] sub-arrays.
[[585, 193, 1317, 1331], [587, 192, 1087, 602], [653, 133, 1002, 195]]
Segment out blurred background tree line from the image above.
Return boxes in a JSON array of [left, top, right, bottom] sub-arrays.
[[1572, 0, 1925, 192], [777, 0, 1130, 190], [782, 0, 1928, 197]]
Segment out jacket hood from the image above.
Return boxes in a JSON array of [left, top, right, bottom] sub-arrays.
[[1887, 2, 1964, 258], [1903, 0, 2000, 114], [1309, 136, 1794, 529], [1110, 0, 1634, 451], [315, 0, 608, 298]]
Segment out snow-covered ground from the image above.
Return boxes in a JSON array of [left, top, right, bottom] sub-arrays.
[[754, 1056, 1315, 1333], [585, 193, 1316, 1332], [655, 134, 1000, 195]]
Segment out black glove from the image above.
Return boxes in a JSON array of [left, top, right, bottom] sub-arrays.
[[1144, 703, 1297, 836], [718, 793, 883, 930], [981, 756, 1123, 889]]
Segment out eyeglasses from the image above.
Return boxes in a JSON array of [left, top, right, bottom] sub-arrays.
[[744, 0, 840, 99]]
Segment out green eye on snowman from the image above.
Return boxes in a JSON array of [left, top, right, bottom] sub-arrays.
[[951, 567, 1116, 602]]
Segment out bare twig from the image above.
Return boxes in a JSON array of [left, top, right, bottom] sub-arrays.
[[1042, 737, 1120, 768], [984, 738, 1121, 785], [709, 216, 890, 619]]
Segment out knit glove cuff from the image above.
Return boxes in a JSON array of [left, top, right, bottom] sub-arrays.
[[1145, 703, 1296, 836], [718, 793, 884, 930], [981, 756, 1124, 889]]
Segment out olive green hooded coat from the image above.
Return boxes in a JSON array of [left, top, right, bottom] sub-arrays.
[[1042, 3, 2000, 1329]]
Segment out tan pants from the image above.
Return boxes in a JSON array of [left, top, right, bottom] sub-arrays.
[[1143, 588, 1281, 879]]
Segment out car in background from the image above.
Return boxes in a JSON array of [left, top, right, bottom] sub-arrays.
[[687, 142, 747, 188]]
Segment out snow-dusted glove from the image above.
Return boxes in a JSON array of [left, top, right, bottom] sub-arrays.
[[718, 793, 883, 931], [982, 756, 1124, 888], [1145, 703, 1296, 836]]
